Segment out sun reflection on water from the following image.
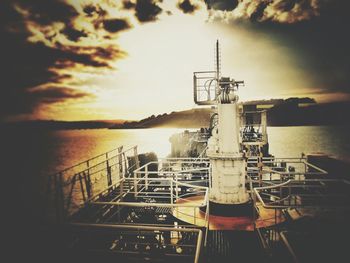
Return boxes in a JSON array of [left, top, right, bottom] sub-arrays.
[[51, 128, 190, 173]]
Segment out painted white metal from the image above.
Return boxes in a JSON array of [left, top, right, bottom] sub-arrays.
[[193, 41, 249, 205], [261, 111, 268, 143], [207, 97, 249, 205], [208, 157, 248, 204], [218, 103, 240, 154]]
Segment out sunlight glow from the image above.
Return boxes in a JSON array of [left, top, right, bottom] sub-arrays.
[[34, 1, 319, 120]]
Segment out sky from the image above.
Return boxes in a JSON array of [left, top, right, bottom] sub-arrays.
[[1, 0, 349, 121]]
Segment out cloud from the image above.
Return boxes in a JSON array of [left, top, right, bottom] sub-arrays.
[[136, 0, 162, 22], [249, 1, 271, 22], [124, 0, 163, 22], [103, 18, 131, 33], [82, 4, 108, 18], [177, 0, 200, 14], [0, 0, 126, 120], [28, 86, 94, 103], [205, 0, 239, 11], [122, 0, 136, 10], [3, 85, 93, 120], [222, 0, 350, 96], [207, 0, 324, 23], [1, 0, 349, 120], [15, 0, 79, 25], [60, 25, 88, 42]]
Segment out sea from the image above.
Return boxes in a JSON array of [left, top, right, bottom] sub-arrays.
[[3, 126, 350, 179]]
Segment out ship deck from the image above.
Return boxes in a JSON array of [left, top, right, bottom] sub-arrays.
[[45, 146, 350, 262]]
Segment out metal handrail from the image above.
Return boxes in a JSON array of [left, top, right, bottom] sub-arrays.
[[52, 145, 136, 176], [69, 223, 203, 263], [46, 145, 139, 222], [254, 179, 350, 209], [280, 231, 300, 263]]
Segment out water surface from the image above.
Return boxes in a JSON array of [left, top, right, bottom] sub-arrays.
[[44, 126, 350, 177]]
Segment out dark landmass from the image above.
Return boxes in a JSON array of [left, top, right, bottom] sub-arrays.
[[111, 108, 213, 129], [111, 97, 350, 128], [244, 97, 315, 106], [2, 98, 349, 130], [267, 99, 350, 126]]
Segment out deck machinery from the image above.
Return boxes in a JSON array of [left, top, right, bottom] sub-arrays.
[[46, 42, 350, 262]]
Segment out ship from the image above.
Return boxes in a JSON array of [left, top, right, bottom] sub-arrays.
[[45, 41, 350, 263]]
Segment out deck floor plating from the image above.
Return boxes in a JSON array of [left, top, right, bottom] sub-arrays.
[[173, 196, 289, 230]]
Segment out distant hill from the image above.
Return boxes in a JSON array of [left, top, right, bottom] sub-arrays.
[[111, 108, 213, 129], [111, 98, 349, 129], [4, 98, 349, 130], [268, 101, 350, 126], [242, 97, 315, 107], [110, 97, 321, 129]]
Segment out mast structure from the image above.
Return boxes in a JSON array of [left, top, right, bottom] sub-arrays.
[[216, 40, 220, 81], [193, 41, 249, 211]]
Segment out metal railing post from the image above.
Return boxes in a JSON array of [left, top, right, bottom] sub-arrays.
[[134, 171, 138, 198], [83, 171, 92, 199], [118, 146, 124, 178], [170, 179, 174, 205], [253, 189, 257, 230], [145, 165, 149, 190], [175, 180, 179, 203], [194, 207, 196, 225], [133, 146, 140, 170], [204, 198, 209, 247], [258, 147, 263, 186], [106, 153, 112, 187], [78, 172, 86, 203]]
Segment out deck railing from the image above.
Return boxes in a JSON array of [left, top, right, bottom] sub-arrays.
[[67, 223, 204, 263], [247, 157, 328, 187], [251, 176, 350, 261], [46, 145, 139, 222]]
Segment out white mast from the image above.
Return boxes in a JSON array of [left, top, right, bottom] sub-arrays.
[[205, 41, 249, 205]]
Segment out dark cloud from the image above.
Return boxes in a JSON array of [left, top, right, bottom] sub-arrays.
[[0, 37, 119, 117], [3, 86, 93, 119], [135, 0, 163, 22], [83, 4, 108, 18], [122, 0, 163, 22], [205, 0, 239, 11], [274, 0, 297, 12], [56, 45, 116, 68], [208, 0, 323, 23], [103, 18, 131, 33], [81, 4, 133, 36], [177, 0, 199, 14], [28, 86, 93, 103], [61, 25, 88, 42], [122, 0, 136, 10], [92, 46, 125, 60], [0, 0, 124, 120], [250, 1, 272, 22], [239, 0, 350, 95], [207, 0, 350, 98], [16, 0, 79, 25]]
